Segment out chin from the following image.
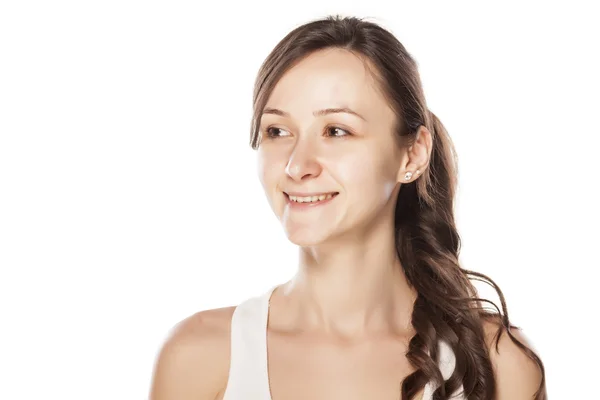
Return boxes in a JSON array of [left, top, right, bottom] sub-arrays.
[[283, 225, 332, 247]]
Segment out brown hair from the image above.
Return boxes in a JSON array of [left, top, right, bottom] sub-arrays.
[[249, 15, 546, 400]]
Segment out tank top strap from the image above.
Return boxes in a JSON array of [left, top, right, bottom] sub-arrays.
[[422, 339, 465, 399], [221, 285, 276, 400], [437, 340, 458, 380]]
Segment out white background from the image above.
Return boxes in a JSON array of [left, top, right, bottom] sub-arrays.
[[1, 1, 598, 398]]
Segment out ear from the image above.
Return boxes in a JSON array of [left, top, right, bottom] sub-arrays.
[[397, 125, 433, 183]]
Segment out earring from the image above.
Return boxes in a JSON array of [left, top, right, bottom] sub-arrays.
[[416, 169, 420, 175], [404, 171, 413, 181]]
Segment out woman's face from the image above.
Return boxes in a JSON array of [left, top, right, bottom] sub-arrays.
[[257, 48, 407, 246]]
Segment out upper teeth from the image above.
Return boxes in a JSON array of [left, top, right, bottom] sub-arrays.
[[289, 193, 335, 203]]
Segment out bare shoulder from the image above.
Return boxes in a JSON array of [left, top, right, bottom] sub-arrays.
[[149, 305, 237, 400], [482, 318, 546, 400]]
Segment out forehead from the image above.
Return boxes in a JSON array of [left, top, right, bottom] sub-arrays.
[[265, 48, 394, 122]]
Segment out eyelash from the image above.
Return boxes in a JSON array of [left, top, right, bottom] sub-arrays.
[[263, 125, 351, 139]]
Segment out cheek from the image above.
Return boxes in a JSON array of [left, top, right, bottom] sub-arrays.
[[257, 149, 275, 182], [257, 149, 286, 196], [336, 151, 397, 196], [256, 152, 269, 189]]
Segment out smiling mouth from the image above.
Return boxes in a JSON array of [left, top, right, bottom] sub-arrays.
[[284, 192, 339, 204]]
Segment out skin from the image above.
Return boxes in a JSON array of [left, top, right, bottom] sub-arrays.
[[149, 48, 543, 400]]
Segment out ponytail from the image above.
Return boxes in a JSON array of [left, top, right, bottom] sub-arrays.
[[397, 111, 545, 399]]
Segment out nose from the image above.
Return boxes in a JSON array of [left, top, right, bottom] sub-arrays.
[[285, 139, 322, 181]]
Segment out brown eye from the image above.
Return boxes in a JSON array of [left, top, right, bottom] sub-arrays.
[[265, 127, 290, 138], [325, 126, 350, 137]]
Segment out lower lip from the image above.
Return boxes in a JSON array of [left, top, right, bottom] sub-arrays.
[[285, 193, 339, 209]]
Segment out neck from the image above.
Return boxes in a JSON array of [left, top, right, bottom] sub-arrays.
[[276, 220, 417, 341]]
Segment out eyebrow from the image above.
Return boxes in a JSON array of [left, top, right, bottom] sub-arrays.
[[262, 107, 367, 121]]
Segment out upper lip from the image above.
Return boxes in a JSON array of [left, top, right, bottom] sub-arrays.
[[284, 191, 338, 197]]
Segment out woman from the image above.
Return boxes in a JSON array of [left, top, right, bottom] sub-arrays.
[[150, 15, 546, 400]]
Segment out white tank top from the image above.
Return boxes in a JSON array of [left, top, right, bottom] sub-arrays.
[[222, 285, 466, 400]]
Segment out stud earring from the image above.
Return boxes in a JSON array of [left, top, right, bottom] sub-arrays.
[[404, 171, 413, 181], [416, 169, 420, 175]]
